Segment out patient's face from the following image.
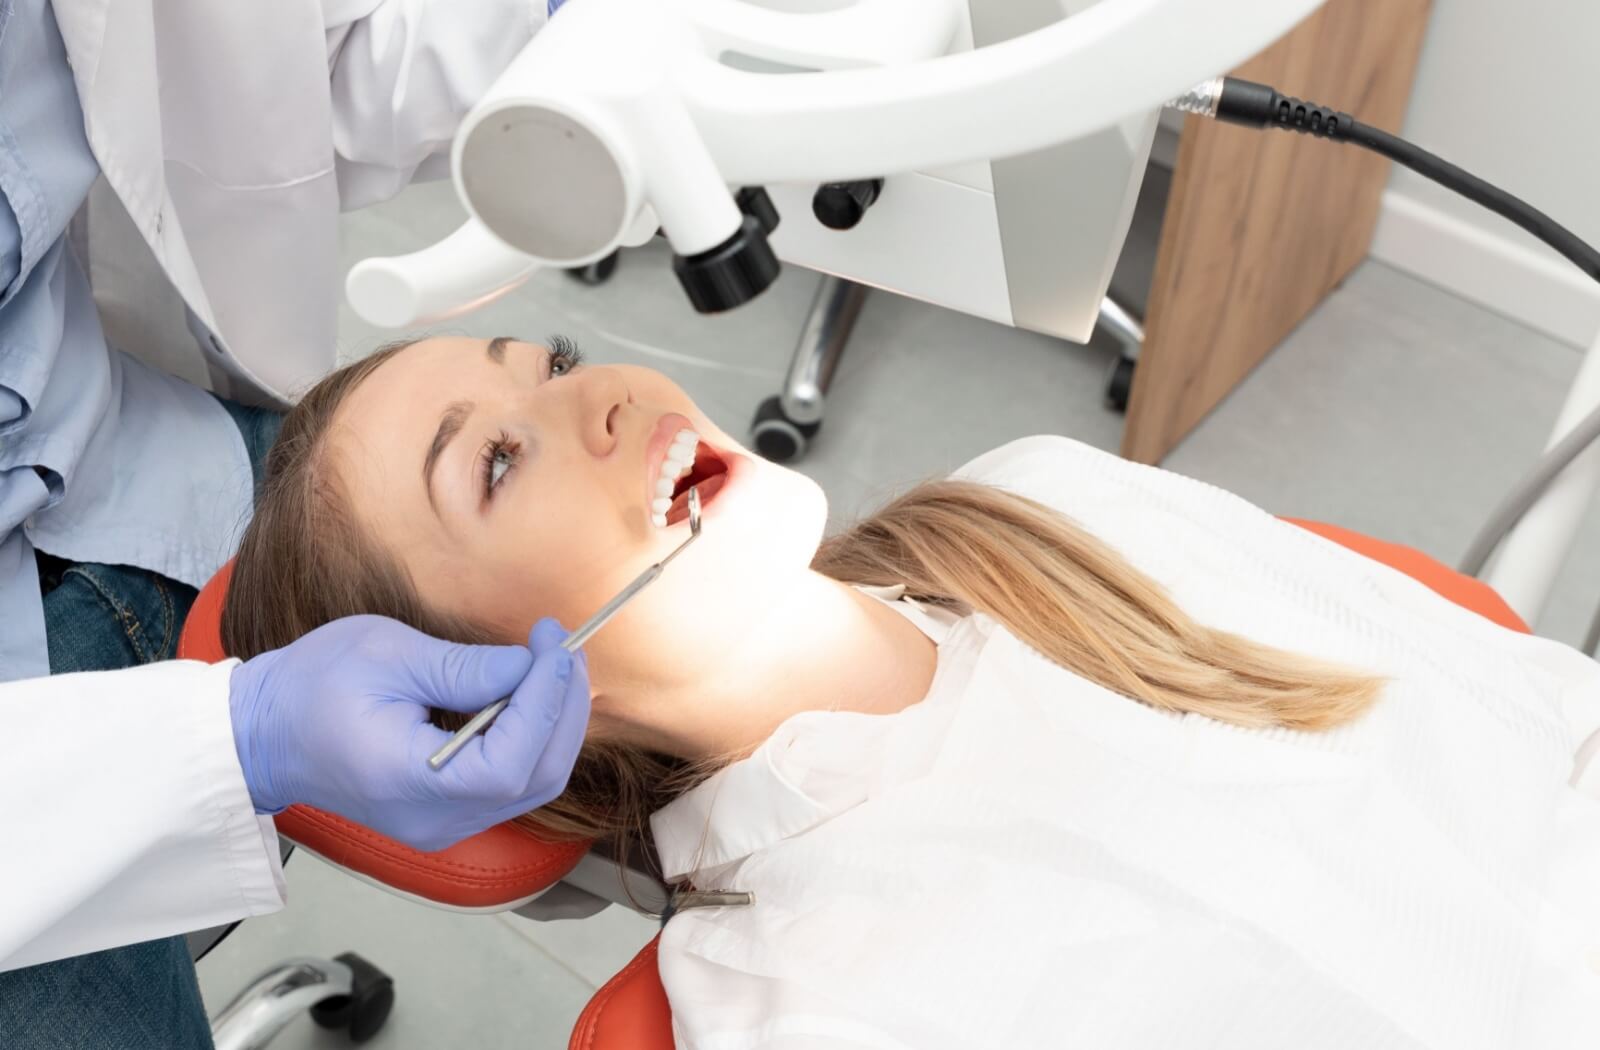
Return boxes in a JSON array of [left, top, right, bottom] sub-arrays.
[[328, 336, 827, 708]]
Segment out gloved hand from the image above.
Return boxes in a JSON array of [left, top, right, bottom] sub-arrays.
[[228, 616, 590, 852]]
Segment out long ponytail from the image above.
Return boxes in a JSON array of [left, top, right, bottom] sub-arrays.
[[813, 480, 1380, 732]]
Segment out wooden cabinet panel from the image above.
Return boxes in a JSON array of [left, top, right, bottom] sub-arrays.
[[1121, 0, 1433, 464]]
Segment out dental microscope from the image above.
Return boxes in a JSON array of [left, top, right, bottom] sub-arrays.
[[348, 0, 1600, 634], [345, 0, 1325, 453]]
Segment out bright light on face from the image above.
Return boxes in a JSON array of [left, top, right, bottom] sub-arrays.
[[327, 335, 829, 711]]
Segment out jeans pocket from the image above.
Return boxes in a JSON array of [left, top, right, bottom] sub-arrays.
[[44, 563, 199, 673]]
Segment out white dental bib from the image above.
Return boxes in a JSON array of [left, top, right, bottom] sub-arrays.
[[649, 436, 1600, 1050]]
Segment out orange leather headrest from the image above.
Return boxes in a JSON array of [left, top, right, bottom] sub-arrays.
[[178, 559, 590, 909]]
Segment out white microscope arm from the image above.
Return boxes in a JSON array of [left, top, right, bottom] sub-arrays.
[[349, 0, 1323, 327]]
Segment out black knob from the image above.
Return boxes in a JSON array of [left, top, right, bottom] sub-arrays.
[[812, 179, 884, 230], [736, 187, 781, 235], [672, 214, 780, 314]]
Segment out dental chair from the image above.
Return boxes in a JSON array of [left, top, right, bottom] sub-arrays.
[[193, 519, 1529, 1049]]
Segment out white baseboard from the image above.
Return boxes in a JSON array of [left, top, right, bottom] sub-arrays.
[[1369, 189, 1600, 350]]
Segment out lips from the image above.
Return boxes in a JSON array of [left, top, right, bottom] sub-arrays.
[[644, 414, 733, 528]]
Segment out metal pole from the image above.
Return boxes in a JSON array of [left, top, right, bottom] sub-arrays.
[[1097, 293, 1144, 359], [781, 276, 869, 425]]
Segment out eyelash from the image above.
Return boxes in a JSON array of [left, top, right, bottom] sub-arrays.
[[478, 338, 583, 502], [548, 335, 585, 377], [480, 431, 521, 501]]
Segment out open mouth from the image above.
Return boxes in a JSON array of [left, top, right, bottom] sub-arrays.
[[665, 442, 730, 527], [648, 421, 732, 528]]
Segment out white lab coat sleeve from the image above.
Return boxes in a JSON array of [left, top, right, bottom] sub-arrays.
[[321, 0, 547, 209], [0, 660, 286, 973]]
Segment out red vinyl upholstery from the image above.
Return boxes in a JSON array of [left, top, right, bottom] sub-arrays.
[[176, 560, 589, 909]]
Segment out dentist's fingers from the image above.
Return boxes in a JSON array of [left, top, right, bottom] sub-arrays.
[[473, 619, 589, 801], [508, 646, 590, 811], [473, 647, 591, 828]]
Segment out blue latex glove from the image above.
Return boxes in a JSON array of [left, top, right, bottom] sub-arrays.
[[228, 616, 590, 852]]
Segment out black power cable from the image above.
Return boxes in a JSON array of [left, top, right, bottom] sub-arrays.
[[1181, 77, 1600, 647], [1208, 78, 1600, 284]]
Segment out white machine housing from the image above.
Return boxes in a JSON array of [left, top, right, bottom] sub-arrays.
[[757, 0, 1159, 342], [347, 0, 1324, 341]]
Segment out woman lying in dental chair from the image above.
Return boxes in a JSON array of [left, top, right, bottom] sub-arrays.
[[221, 336, 1600, 1048]]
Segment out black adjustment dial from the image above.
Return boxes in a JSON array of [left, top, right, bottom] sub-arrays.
[[672, 214, 780, 314], [812, 179, 884, 230], [736, 187, 781, 235]]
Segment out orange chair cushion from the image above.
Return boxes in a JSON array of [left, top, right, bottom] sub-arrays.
[[177, 559, 590, 909], [569, 936, 672, 1050], [566, 519, 1532, 1050], [1282, 519, 1529, 633]]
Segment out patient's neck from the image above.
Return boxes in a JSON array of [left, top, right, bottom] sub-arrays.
[[611, 570, 937, 761]]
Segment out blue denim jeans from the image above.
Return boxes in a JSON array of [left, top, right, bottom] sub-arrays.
[[0, 399, 282, 1050]]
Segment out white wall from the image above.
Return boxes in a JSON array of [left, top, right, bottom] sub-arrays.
[[1369, 0, 1600, 347]]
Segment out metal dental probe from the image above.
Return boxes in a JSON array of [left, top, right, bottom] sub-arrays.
[[428, 487, 703, 772]]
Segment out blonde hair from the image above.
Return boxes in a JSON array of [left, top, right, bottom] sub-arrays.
[[222, 348, 1381, 853], [815, 480, 1379, 732]]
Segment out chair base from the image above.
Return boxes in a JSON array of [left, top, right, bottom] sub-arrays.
[[751, 281, 1149, 457], [1097, 295, 1144, 413], [750, 275, 866, 463], [210, 953, 393, 1050]]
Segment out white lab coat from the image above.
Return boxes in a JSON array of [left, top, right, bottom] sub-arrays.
[[652, 436, 1600, 1049], [0, 0, 547, 972]]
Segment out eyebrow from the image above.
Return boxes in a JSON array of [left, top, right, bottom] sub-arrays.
[[423, 400, 474, 512], [486, 336, 512, 363]]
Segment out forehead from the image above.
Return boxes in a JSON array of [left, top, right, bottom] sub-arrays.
[[322, 337, 494, 482], [347, 336, 486, 409]]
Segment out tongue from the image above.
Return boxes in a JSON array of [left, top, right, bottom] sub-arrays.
[[665, 470, 727, 526]]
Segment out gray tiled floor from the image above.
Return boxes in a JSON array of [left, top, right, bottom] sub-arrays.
[[199, 173, 1598, 1046]]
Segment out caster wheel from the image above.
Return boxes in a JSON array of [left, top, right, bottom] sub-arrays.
[[1104, 354, 1136, 413], [750, 395, 820, 464], [567, 251, 619, 286], [310, 952, 395, 1044]]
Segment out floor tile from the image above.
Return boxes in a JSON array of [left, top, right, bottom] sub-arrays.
[[197, 853, 595, 1050]]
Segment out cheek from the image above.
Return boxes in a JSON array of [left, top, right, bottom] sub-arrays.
[[429, 490, 643, 644]]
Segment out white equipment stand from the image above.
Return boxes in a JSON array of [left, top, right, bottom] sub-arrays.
[[1484, 325, 1600, 628]]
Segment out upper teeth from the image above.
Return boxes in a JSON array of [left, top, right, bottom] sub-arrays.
[[651, 427, 699, 527]]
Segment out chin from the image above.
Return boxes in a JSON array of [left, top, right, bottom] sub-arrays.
[[599, 448, 830, 691], [714, 450, 828, 572]]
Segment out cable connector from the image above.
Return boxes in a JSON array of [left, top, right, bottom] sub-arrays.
[[1212, 77, 1354, 141], [1165, 75, 1600, 285], [1165, 77, 1224, 118]]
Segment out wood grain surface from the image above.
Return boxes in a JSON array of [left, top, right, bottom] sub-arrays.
[[1121, 0, 1433, 464]]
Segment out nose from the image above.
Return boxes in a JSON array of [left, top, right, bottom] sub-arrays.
[[576, 368, 632, 458]]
